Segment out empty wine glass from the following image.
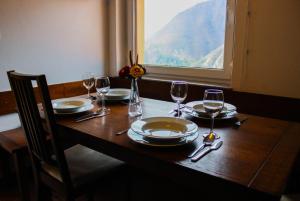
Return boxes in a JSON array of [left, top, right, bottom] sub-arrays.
[[170, 81, 188, 118], [203, 89, 224, 140], [82, 72, 95, 99], [95, 76, 110, 112]]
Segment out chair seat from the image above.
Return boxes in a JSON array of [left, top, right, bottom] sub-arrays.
[[0, 113, 24, 153], [43, 144, 124, 188], [0, 127, 25, 154]]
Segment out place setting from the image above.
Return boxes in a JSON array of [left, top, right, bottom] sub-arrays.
[[126, 116, 199, 147], [122, 81, 231, 162], [52, 97, 94, 115], [52, 73, 132, 122]]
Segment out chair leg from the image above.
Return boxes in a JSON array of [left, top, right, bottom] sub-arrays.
[[33, 182, 52, 201], [13, 151, 30, 201], [0, 149, 10, 184], [64, 194, 76, 201], [87, 193, 94, 201]]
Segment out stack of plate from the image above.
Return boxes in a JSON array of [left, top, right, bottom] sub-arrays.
[[105, 88, 130, 101], [52, 98, 94, 115], [184, 101, 237, 120], [128, 117, 199, 147]]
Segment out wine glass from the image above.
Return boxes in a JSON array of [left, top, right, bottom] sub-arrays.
[[203, 89, 224, 140], [170, 81, 188, 118], [82, 72, 95, 99], [95, 76, 110, 112]]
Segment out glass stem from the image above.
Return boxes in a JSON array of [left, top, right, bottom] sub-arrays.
[[88, 89, 90, 97], [177, 101, 180, 118], [101, 94, 105, 110], [210, 117, 215, 134]]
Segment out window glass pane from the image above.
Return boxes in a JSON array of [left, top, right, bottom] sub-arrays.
[[144, 0, 227, 69]]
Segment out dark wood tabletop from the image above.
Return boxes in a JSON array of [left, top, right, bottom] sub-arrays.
[[56, 98, 300, 201]]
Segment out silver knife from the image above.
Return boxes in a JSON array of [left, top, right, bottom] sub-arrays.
[[75, 112, 109, 122], [191, 141, 223, 162], [75, 112, 99, 122]]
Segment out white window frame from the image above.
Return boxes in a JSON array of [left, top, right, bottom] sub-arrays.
[[128, 0, 238, 87]]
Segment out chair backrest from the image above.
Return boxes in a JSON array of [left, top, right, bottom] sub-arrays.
[[7, 70, 73, 189]]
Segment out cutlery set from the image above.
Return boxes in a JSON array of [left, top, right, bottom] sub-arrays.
[[75, 110, 110, 122], [191, 141, 223, 162]]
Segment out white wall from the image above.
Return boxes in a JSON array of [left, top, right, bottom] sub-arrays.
[[232, 0, 300, 99], [0, 0, 108, 91]]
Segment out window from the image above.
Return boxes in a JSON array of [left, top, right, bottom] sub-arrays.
[[132, 0, 237, 86]]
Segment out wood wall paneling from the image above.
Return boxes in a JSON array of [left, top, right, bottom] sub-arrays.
[[110, 77, 300, 122], [1, 77, 299, 122], [0, 81, 86, 115]]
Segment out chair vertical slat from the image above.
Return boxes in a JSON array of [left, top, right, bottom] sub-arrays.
[[12, 79, 37, 153], [22, 80, 43, 158], [17, 79, 42, 159]]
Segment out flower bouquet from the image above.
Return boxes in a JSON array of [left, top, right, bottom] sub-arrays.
[[119, 51, 146, 79]]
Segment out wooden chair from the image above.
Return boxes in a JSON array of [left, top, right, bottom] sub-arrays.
[[7, 71, 126, 201]]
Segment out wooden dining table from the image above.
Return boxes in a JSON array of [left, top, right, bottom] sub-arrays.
[[55, 98, 300, 201]]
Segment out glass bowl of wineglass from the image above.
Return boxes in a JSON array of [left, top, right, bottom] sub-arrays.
[[82, 72, 95, 99], [170, 81, 188, 118], [203, 89, 224, 140], [95, 76, 110, 112]]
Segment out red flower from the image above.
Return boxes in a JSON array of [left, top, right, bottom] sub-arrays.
[[119, 65, 130, 78]]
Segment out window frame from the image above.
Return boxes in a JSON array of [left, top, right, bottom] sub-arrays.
[[129, 0, 237, 87]]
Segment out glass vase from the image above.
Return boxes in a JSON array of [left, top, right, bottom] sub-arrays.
[[128, 78, 142, 117]]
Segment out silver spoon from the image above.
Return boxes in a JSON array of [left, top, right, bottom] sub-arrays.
[[191, 140, 223, 162], [188, 132, 216, 158]]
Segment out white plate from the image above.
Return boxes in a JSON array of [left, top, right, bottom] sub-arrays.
[[54, 104, 94, 115], [105, 88, 130, 100], [52, 98, 91, 113], [127, 129, 199, 147], [184, 109, 237, 120], [130, 117, 198, 140], [185, 101, 236, 115]]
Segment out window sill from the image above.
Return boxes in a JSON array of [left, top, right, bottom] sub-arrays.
[[143, 73, 232, 89]]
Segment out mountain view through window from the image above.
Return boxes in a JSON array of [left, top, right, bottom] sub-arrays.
[[144, 0, 226, 69]]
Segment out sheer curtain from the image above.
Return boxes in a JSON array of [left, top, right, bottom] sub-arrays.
[[108, 0, 135, 76]]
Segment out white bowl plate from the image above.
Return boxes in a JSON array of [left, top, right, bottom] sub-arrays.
[[52, 98, 91, 113], [54, 104, 94, 115], [127, 129, 199, 147], [185, 101, 236, 115], [131, 117, 198, 140], [105, 88, 130, 100]]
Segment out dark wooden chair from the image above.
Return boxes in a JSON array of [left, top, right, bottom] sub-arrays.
[[7, 71, 126, 201]]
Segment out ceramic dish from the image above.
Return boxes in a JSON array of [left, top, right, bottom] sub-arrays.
[[127, 129, 199, 147], [185, 101, 236, 115], [184, 109, 237, 120], [54, 104, 94, 115], [130, 117, 198, 140], [52, 98, 91, 113], [105, 88, 130, 100]]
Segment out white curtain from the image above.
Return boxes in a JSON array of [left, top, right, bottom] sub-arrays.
[[107, 0, 135, 77]]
